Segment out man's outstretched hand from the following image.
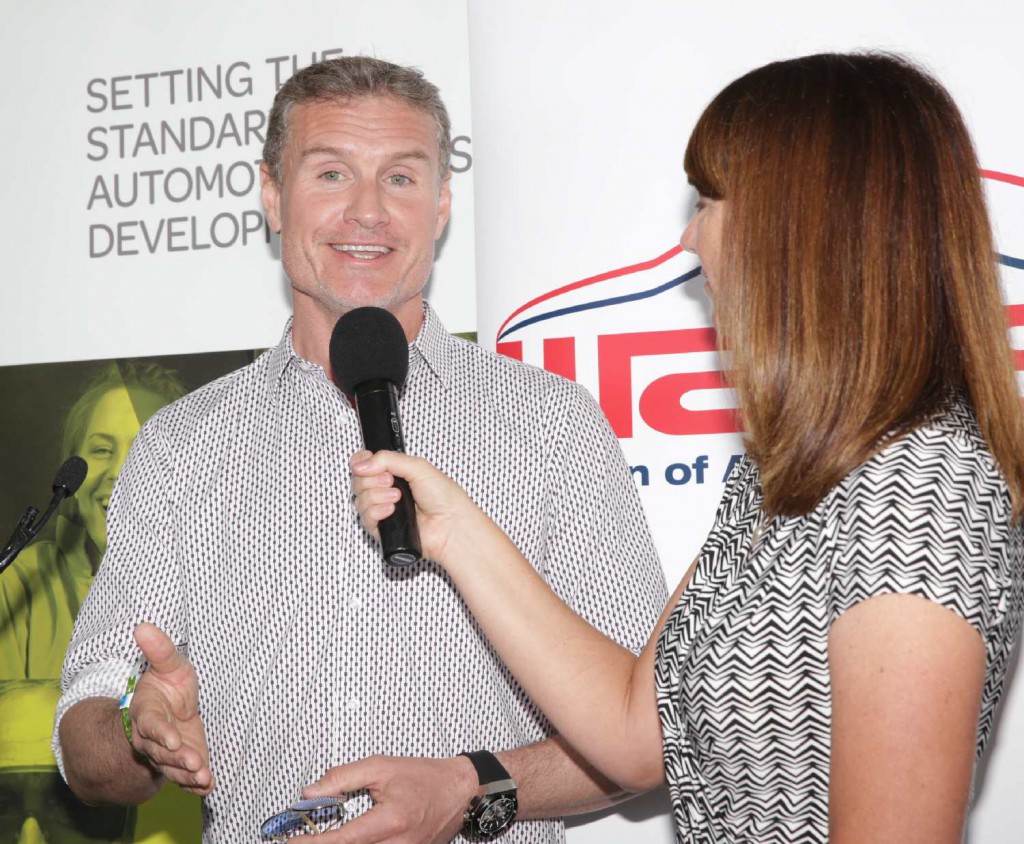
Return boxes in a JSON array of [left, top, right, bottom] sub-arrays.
[[128, 622, 215, 796]]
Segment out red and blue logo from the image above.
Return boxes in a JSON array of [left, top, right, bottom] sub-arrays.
[[497, 170, 1024, 440]]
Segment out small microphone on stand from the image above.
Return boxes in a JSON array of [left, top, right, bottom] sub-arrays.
[[1, 456, 88, 575]]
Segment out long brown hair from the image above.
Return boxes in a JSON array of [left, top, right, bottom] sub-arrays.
[[685, 52, 1024, 518]]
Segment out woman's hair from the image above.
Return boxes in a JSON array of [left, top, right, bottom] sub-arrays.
[[60, 360, 188, 460], [685, 51, 1024, 518]]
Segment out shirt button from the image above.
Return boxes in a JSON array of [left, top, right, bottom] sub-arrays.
[[350, 597, 364, 611], [346, 697, 361, 712]]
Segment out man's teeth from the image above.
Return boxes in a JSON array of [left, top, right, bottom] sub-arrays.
[[333, 244, 391, 259]]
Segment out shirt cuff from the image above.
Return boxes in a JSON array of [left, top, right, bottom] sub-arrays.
[[52, 659, 136, 780]]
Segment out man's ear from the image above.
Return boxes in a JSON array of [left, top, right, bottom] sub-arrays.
[[434, 173, 452, 241], [260, 162, 283, 233]]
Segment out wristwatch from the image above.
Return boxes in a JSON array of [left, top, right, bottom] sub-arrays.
[[459, 750, 518, 837]]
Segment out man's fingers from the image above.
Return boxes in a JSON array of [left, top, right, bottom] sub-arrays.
[[134, 737, 216, 795], [132, 711, 184, 753], [303, 756, 377, 798], [160, 762, 216, 796], [313, 804, 396, 844], [130, 684, 214, 797]]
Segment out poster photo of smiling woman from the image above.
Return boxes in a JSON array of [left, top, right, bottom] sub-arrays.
[[0, 361, 188, 680]]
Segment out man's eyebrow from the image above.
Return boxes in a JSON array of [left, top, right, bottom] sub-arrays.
[[300, 146, 433, 164]]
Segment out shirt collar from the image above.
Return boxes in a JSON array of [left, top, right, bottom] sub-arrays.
[[410, 301, 454, 389], [266, 302, 455, 400]]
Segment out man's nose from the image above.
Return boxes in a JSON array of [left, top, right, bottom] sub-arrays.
[[344, 178, 389, 228]]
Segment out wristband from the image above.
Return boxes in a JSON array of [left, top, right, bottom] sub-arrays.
[[119, 673, 138, 744]]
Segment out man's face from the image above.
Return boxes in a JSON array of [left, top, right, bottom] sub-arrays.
[[261, 96, 451, 333]]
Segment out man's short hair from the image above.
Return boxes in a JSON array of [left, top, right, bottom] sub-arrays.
[[263, 56, 453, 183]]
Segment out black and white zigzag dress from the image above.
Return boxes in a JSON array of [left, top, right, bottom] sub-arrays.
[[654, 399, 1024, 843]]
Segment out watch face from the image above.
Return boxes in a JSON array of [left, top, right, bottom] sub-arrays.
[[477, 795, 518, 835]]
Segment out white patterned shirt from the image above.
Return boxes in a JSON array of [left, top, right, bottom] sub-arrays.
[[54, 304, 668, 843], [655, 398, 1023, 843]]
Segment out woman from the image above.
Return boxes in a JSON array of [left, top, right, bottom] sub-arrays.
[[340, 53, 1024, 843], [0, 362, 186, 680]]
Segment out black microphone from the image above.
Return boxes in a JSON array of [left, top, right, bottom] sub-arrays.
[[1, 456, 88, 574], [53, 455, 89, 498], [330, 307, 422, 567]]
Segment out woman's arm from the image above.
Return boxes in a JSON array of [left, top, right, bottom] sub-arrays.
[[352, 450, 693, 792], [828, 592, 985, 844]]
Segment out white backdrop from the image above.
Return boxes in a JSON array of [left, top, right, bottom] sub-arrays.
[[0, 0, 477, 367], [469, 2, 1024, 842]]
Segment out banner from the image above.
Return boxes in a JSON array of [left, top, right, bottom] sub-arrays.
[[0, 0, 476, 368], [1, 1, 474, 841], [469, 2, 1024, 842]]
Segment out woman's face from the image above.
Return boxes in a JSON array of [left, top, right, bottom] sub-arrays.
[[74, 386, 162, 553], [680, 196, 726, 297]]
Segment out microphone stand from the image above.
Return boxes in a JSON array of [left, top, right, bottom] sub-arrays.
[[1, 456, 88, 577], [1, 492, 69, 576]]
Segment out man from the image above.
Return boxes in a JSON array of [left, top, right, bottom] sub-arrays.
[[53, 57, 668, 843]]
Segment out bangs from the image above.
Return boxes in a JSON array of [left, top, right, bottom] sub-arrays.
[[683, 97, 731, 200]]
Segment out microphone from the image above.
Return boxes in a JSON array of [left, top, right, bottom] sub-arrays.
[[330, 307, 422, 567], [53, 455, 89, 498], [1, 456, 88, 574]]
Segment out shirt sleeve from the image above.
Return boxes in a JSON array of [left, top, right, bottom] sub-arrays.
[[52, 415, 188, 776], [539, 383, 669, 655], [828, 430, 1013, 646]]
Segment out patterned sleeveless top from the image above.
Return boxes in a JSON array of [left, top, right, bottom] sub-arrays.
[[654, 400, 1023, 843]]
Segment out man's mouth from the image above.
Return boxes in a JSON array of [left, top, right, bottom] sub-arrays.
[[332, 244, 393, 260]]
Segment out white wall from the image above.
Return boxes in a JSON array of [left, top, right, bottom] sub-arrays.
[[469, 2, 1024, 842]]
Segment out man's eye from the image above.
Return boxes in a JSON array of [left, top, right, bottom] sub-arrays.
[[387, 174, 411, 186], [321, 171, 342, 181]]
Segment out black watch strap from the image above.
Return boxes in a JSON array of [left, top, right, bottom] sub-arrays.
[[460, 750, 511, 785], [459, 750, 518, 838]]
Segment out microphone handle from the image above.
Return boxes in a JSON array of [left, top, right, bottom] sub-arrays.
[[353, 379, 422, 566]]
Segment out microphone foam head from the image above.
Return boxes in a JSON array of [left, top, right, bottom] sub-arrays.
[[54, 455, 88, 495], [329, 307, 410, 394]]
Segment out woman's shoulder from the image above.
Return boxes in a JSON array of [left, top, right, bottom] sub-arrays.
[[848, 397, 1005, 502], [824, 396, 1022, 654]]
